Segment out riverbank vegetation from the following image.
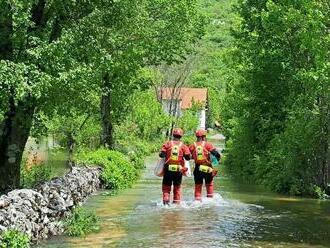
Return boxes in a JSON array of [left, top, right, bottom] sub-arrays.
[[0, 229, 30, 248], [219, 0, 329, 197], [64, 208, 100, 237], [78, 149, 138, 190]]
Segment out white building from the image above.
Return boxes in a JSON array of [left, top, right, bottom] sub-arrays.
[[158, 87, 208, 129]]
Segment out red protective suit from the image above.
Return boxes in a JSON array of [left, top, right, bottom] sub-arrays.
[[189, 141, 219, 201], [160, 140, 190, 205]]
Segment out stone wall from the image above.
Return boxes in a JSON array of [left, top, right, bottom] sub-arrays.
[[0, 166, 102, 241]]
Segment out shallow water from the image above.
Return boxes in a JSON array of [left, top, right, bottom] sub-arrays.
[[39, 154, 330, 248]]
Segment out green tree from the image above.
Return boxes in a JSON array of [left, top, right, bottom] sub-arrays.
[[0, 0, 204, 192], [223, 0, 330, 195], [190, 0, 238, 128], [0, 0, 98, 192], [99, 0, 204, 148]]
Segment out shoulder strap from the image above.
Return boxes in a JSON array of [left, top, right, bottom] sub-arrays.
[[165, 141, 173, 164]]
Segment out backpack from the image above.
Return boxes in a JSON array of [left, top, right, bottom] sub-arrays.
[[194, 141, 209, 163], [166, 141, 182, 163]]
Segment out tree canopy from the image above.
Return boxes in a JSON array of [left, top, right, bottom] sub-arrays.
[[0, 0, 203, 192]]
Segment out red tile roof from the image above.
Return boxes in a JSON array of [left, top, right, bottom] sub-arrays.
[[159, 87, 208, 109]]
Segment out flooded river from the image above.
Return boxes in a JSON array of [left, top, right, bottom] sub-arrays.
[[39, 154, 330, 248]]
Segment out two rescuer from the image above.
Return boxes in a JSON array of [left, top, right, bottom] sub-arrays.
[[158, 128, 221, 204]]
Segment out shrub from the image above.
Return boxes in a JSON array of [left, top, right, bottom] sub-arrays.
[[77, 149, 138, 190], [177, 110, 200, 135], [0, 229, 30, 248], [114, 134, 163, 170], [21, 164, 51, 188], [64, 208, 100, 237], [127, 151, 145, 170], [121, 91, 170, 141], [311, 185, 327, 200]]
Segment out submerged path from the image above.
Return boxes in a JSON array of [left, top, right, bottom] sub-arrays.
[[40, 152, 330, 248]]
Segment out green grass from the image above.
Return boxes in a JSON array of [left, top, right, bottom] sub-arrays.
[[0, 229, 30, 248], [64, 208, 100, 237]]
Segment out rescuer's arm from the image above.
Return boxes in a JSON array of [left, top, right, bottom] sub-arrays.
[[159, 151, 166, 158], [184, 154, 190, 160], [210, 149, 221, 161], [183, 145, 191, 161], [159, 142, 168, 158]]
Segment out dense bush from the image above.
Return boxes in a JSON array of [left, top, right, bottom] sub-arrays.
[[221, 0, 329, 197], [64, 208, 100, 237], [114, 130, 162, 160], [21, 164, 51, 188], [0, 229, 30, 248], [77, 149, 138, 190]]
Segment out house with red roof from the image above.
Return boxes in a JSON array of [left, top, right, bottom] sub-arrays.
[[158, 87, 208, 129]]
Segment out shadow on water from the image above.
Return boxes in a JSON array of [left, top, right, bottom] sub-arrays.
[[38, 153, 330, 248]]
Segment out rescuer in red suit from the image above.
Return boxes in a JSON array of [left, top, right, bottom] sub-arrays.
[[190, 129, 221, 201], [159, 128, 191, 205]]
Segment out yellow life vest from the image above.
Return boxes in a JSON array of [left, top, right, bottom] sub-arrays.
[[170, 141, 182, 162], [195, 141, 208, 163]]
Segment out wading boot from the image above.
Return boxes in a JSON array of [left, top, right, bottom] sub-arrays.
[[206, 183, 214, 198], [194, 184, 202, 201], [173, 185, 181, 205], [162, 184, 171, 205]]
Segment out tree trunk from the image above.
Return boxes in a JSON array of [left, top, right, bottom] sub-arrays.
[[66, 131, 75, 168], [101, 92, 114, 148], [100, 72, 114, 149], [0, 99, 35, 193]]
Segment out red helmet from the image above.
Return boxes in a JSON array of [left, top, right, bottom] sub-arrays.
[[172, 128, 184, 137], [195, 129, 207, 137]]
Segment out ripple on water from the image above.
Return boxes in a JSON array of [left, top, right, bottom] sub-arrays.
[[114, 193, 266, 248]]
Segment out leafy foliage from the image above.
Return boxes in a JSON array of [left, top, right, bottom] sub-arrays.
[[118, 90, 170, 141], [190, 0, 238, 127], [177, 104, 201, 135], [77, 149, 138, 190], [111, 90, 168, 171], [222, 0, 330, 196], [0, 0, 204, 191], [64, 208, 100, 237], [0, 229, 30, 248], [21, 163, 51, 188]]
